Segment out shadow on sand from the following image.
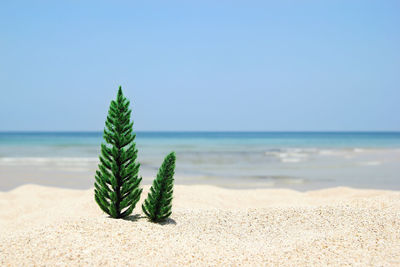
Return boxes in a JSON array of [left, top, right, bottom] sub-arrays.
[[158, 218, 177, 225], [122, 214, 142, 222], [108, 214, 177, 225]]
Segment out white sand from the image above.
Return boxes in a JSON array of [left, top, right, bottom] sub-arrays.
[[1, 184, 399, 266]]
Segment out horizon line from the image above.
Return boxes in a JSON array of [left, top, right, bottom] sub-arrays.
[[1, 130, 400, 134]]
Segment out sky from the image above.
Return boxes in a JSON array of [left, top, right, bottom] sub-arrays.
[[0, 1, 399, 131]]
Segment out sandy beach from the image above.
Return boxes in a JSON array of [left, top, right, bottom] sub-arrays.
[[2, 0, 399, 265], [0, 184, 399, 266]]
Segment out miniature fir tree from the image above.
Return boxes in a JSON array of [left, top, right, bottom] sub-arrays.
[[142, 152, 176, 222], [94, 86, 142, 219]]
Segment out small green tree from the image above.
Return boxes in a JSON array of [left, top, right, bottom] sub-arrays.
[[94, 86, 142, 218], [142, 152, 176, 222]]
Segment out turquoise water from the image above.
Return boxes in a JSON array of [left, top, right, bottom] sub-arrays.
[[1, 132, 400, 148], [1, 132, 400, 190]]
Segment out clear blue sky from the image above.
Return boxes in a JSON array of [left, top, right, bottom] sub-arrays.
[[1, 1, 399, 131]]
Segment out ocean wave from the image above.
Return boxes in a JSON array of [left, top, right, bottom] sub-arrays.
[[358, 161, 381, 166], [281, 158, 303, 163], [263, 147, 388, 163], [0, 157, 99, 166], [318, 150, 338, 155], [264, 148, 314, 163]]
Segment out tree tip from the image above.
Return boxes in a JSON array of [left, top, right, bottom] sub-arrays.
[[167, 151, 176, 160], [117, 86, 123, 96]]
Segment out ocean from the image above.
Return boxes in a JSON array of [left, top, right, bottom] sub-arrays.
[[0, 132, 400, 191]]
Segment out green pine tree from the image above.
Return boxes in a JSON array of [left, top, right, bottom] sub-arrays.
[[142, 152, 176, 222], [94, 86, 142, 219]]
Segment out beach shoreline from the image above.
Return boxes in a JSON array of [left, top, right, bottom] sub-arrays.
[[1, 132, 400, 191], [1, 184, 399, 266]]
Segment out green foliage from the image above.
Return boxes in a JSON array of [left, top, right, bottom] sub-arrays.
[[142, 152, 176, 222], [94, 86, 142, 218]]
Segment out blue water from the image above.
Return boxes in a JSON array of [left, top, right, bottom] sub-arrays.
[[0, 132, 400, 190], [1, 132, 400, 148]]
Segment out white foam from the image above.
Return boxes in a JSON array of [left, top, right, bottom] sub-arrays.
[[318, 150, 336, 155], [265, 148, 311, 163], [358, 161, 381, 166], [281, 158, 302, 163], [0, 157, 99, 166]]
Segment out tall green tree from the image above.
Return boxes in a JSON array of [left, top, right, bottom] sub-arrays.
[[94, 86, 142, 218], [142, 152, 176, 222]]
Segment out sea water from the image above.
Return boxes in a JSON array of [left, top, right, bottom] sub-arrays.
[[0, 132, 399, 190]]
